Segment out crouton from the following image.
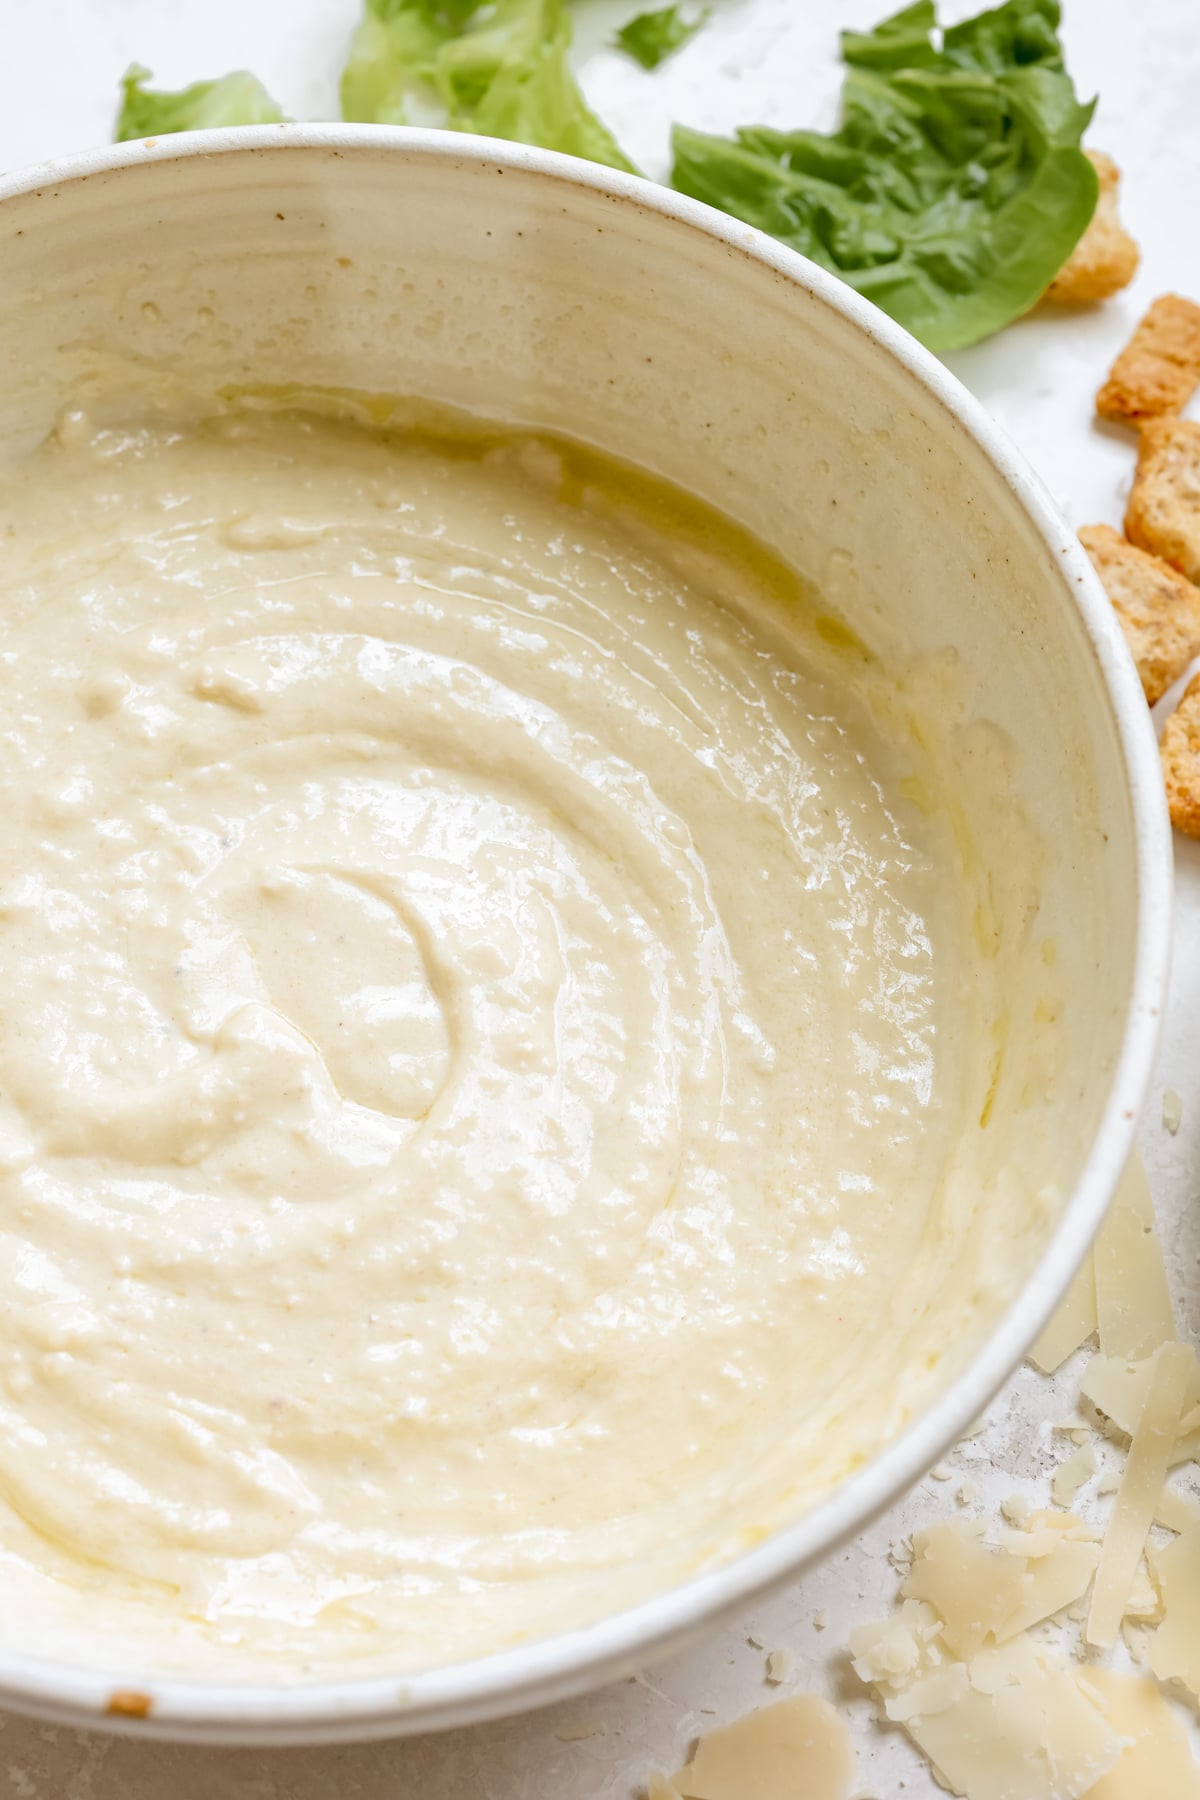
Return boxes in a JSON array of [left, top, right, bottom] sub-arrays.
[[1097, 294, 1200, 426], [1079, 524, 1200, 703], [1161, 673, 1200, 836], [1125, 417, 1200, 582], [1044, 152, 1139, 305]]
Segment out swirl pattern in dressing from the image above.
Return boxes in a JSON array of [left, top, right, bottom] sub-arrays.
[[0, 408, 957, 1674]]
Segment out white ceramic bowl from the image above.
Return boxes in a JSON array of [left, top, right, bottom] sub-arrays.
[[0, 127, 1171, 1743]]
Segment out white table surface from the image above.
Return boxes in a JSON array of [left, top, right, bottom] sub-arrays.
[[0, 2, 1198, 1795]]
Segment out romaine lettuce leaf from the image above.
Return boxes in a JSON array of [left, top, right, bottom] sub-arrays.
[[340, 0, 637, 173], [115, 65, 284, 141], [615, 5, 709, 72], [670, 0, 1098, 351]]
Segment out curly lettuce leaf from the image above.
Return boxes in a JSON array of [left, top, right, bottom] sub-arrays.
[[670, 0, 1098, 352], [115, 64, 284, 141], [340, 0, 636, 173], [614, 5, 709, 72], [839, 0, 940, 71]]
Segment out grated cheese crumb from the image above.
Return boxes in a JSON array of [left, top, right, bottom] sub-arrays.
[[849, 1600, 943, 1686], [764, 1648, 794, 1685], [1052, 1442, 1097, 1507], [1162, 1086, 1182, 1134]]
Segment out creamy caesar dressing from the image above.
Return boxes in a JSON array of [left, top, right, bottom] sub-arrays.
[[0, 400, 979, 1677]]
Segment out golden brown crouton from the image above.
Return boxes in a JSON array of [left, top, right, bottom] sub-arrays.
[[1161, 673, 1200, 836], [106, 1689, 153, 1718], [1079, 523, 1200, 703], [1097, 294, 1200, 425], [1125, 417, 1200, 582], [1044, 152, 1139, 304]]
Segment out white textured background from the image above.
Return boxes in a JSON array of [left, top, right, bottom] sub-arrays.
[[0, 1, 1198, 1794]]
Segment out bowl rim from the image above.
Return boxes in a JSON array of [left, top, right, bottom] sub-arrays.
[[0, 122, 1173, 1744]]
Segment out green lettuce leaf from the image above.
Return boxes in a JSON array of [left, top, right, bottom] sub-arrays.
[[340, 0, 637, 172], [614, 5, 710, 72], [670, 0, 1098, 351], [115, 64, 285, 141]]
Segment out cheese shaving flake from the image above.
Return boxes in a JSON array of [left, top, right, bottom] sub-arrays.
[[1087, 1342, 1193, 1647]]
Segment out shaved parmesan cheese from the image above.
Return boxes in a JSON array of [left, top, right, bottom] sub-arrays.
[[765, 1648, 794, 1685], [1081, 1356, 1154, 1435], [1005, 1510, 1099, 1555], [883, 1663, 970, 1724], [1122, 1617, 1154, 1664], [898, 1513, 1099, 1657], [1080, 1347, 1200, 1455], [648, 1777, 684, 1800], [846, 1143, 1198, 1800], [1087, 1342, 1194, 1647], [1094, 1153, 1176, 1359], [1155, 1486, 1200, 1533], [968, 1634, 1046, 1695], [1174, 1421, 1200, 1465], [906, 1643, 1122, 1800], [1029, 1253, 1097, 1373], [995, 1538, 1100, 1640], [1081, 1666, 1200, 1797], [854, 1622, 1125, 1799], [671, 1695, 857, 1800], [903, 1523, 1025, 1660], [1052, 1443, 1096, 1507], [1123, 1557, 1161, 1621], [849, 1600, 943, 1687], [1147, 1519, 1200, 1699]]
